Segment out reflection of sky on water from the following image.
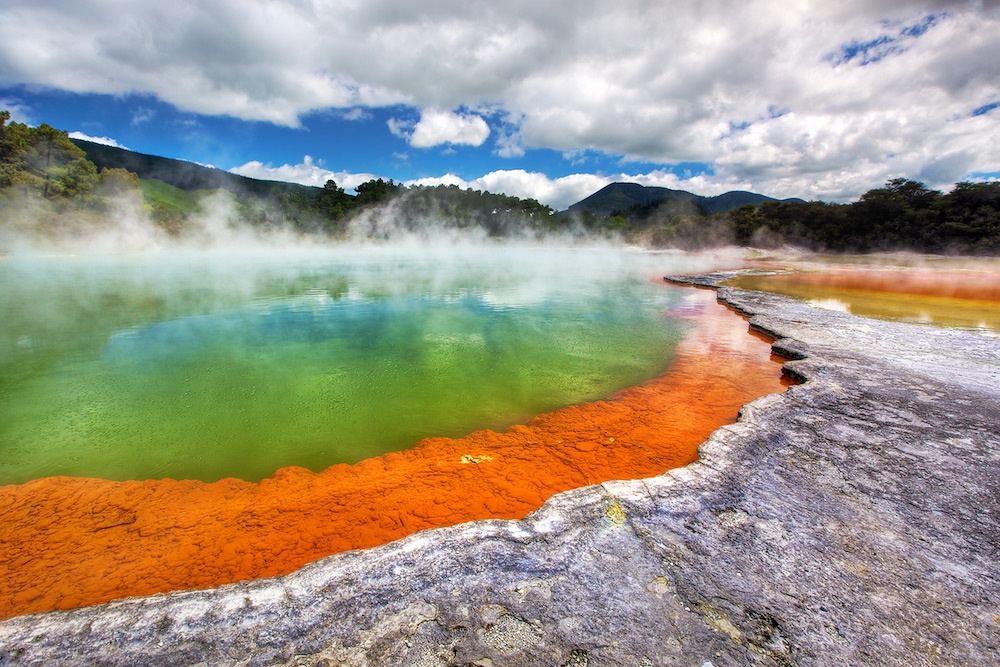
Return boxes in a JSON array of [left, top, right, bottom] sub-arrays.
[[666, 291, 766, 360], [729, 268, 1000, 333], [101, 285, 663, 364], [807, 298, 851, 313]]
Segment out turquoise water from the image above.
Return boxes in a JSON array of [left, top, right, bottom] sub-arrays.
[[0, 245, 725, 484]]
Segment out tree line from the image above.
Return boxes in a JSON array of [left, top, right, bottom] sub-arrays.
[[728, 178, 1000, 254], [3, 111, 998, 251], [0, 110, 140, 202], [263, 178, 555, 239], [610, 177, 1000, 254], [1, 113, 556, 242]]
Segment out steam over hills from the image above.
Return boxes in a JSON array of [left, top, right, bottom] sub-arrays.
[[72, 139, 795, 217], [2, 120, 998, 254]]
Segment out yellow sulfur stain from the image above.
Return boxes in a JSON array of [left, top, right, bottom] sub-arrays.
[[605, 499, 627, 526], [460, 454, 494, 464]]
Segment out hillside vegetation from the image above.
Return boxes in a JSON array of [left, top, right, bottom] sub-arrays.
[[562, 180, 1000, 254], [1, 116, 558, 247], [3, 112, 999, 253], [726, 179, 1000, 254]]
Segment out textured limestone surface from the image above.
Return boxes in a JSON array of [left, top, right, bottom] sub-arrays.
[[1, 273, 998, 667]]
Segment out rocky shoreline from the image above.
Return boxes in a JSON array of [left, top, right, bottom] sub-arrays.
[[1, 272, 998, 666]]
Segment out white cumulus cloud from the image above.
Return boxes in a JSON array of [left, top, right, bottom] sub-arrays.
[[406, 168, 748, 211], [2, 0, 998, 200], [394, 109, 491, 148], [67, 131, 128, 149], [230, 156, 376, 192]]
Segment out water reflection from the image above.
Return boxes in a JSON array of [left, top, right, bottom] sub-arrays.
[[728, 266, 1000, 332]]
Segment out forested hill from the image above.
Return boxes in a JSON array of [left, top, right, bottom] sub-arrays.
[[3, 112, 998, 253], [1, 113, 557, 244], [70, 139, 320, 201], [566, 182, 802, 217], [728, 179, 1000, 254]]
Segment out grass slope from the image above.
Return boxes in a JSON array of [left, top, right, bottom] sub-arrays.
[[71, 139, 320, 201], [139, 179, 205, 214]]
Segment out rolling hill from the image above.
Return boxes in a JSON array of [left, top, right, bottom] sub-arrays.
[[70, 139, 322, 201], [70, 139, 801, 230], [565, 182, 801, 217]]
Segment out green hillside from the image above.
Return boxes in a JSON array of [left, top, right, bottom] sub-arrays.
[[5, 112, 998, 253], [565, 182, 797, 218], [70, 139, 321, 201], [139, 178, 204, 214]]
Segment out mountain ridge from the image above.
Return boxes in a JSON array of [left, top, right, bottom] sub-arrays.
[[567, 181, 803, 217], [71, 140, 797, 215], [70, 139, 323, 201]]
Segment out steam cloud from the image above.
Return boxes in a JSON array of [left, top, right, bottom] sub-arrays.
[[0, 185, 624, 257]]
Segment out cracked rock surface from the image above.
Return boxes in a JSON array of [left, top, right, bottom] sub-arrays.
[[1, 273, 998, 667]]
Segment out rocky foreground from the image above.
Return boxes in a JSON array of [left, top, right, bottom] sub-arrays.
[[1, 273, 998, 666]]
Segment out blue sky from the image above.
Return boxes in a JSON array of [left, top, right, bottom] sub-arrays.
[[1, 1, 998, 209]]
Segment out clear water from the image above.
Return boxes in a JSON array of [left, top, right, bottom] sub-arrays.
[[0, 245, 728, 484]]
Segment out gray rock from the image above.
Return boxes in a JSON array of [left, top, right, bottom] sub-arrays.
[[1, 273, 998, 667]]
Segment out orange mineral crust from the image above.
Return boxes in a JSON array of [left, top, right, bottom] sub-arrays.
[[0, 288, 790, 620]]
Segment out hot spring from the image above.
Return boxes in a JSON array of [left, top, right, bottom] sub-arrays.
[[1, 244, 794, 619], [726, 260, 1000, 332], [0, 245, 737, 485]]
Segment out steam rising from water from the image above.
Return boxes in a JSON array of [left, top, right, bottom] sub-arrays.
[[0, 188, 325, 255], [0, 180, 604, 255], [0, 223, 743, 484]]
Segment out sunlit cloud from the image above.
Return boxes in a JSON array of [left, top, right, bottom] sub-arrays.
[[404, 109, 491, 148], [230, 156, 376, 192], [67, 131, 129, 149], [386, 117, 413, 140], [1, 0, 998, 201], [494, 129, 525, 158]]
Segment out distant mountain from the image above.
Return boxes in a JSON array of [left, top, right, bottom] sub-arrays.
[[700, 190, 795, 214], [70, 141, 799, 224], [566, 183, 693, 217], [70, 139, 321, 200], [565, 182, 801, 217]]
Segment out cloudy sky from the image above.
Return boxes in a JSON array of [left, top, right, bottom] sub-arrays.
[[1, 0, 998, 209]]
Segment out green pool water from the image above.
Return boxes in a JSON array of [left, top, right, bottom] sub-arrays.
[[0, 245, 723, 484]]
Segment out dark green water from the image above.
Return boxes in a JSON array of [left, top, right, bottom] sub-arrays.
[[0, 246, 723, 484]]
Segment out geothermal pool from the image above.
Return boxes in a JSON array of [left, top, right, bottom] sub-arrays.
[[727, 264, 1000, 332], [0, 245, 791, 619], [0, 246, 728, 485]]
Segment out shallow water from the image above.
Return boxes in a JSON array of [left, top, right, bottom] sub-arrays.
[[727, 267, 1000, 331], [0, 245, 734, 484]]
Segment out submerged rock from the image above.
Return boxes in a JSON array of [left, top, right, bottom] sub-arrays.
[[1, 273, 998, 666]]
